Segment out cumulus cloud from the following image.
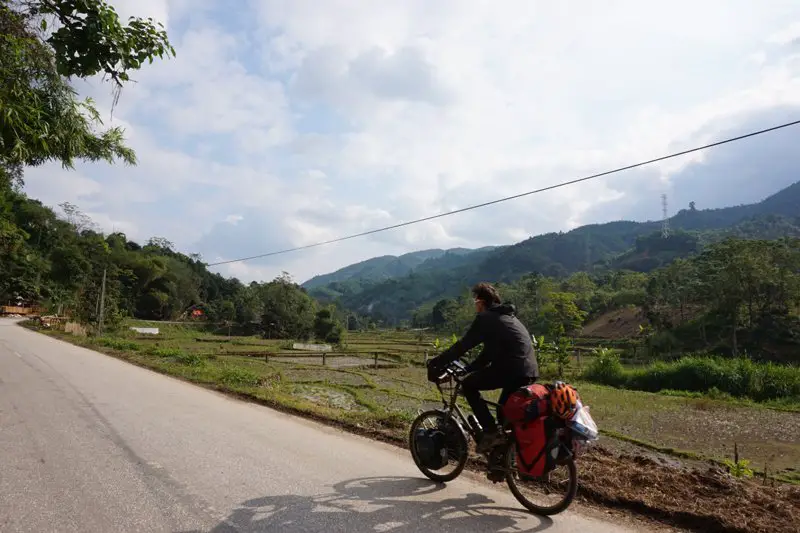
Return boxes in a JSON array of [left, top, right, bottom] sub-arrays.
[[20, 0, 800, 284]]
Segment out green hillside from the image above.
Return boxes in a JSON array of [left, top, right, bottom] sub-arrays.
[[608, 214, 800, 272], [301, 247, 497, 290], [312, 181, 800, 323]]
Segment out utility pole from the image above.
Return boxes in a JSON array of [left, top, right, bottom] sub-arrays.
[[97, 267, 107, 334], [661, 193, 670, 239], [34, 220, 48, 299]]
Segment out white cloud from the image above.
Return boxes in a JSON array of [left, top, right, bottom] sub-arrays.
[[20, 0, 800, 284], [767, 21, 800, 45]]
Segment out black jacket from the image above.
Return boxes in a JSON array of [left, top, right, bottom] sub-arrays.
[[429, 303, 539, 379]]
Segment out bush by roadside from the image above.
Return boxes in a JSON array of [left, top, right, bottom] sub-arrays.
[[583, 351, 800, 403]]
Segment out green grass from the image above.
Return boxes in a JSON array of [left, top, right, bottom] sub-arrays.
[[96, 337, 143, 351]]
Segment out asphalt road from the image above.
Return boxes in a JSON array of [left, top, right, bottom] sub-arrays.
[[0, 320, 647, 532]]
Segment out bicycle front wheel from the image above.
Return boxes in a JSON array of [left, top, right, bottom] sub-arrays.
[[504, 444, 578, 515], [408, 410, 469, 483]]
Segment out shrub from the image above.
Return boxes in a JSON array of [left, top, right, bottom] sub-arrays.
[[723, 458, 754, 478], [610, 289, 646, 308], [582, 354, 800, 402], [583, 348, 625, 387], [144, 346, 204, 366], [219, 366, 260, 387], [174, 352, 205, 367], [325, 326, 344, 344], [756, 361, 800, 401], [97, 337, 142, 351], [146, 346, 184, 358]]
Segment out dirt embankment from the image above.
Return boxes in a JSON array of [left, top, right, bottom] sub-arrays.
[[577, 446, 798, 533], [581, 305, 707, 340], [582, 307, 648, 339], [302, 406, 800, 533]]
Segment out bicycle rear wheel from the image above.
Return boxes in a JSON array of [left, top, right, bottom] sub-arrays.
[[504, 444, 578, 515], [408, 410, 469, 483]]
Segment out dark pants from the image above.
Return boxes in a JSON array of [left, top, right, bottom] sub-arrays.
[[462, 368, 535, 433]]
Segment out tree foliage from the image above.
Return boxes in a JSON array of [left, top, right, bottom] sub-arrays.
[[0, 186, 351, 340], [260, 273, 317, 340], [314, 308, 344, 344], [0, 0, 175, 183], [408, 237, 800, 362]]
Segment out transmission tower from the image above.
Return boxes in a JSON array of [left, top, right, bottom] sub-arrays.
[[661, 193, 670, 238]]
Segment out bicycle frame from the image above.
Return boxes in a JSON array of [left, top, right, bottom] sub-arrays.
[[432, 361, 509, 441], [435, 375, 473, 436], [431, 360, 579, 465]]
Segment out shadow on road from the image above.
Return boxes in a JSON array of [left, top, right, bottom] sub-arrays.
[[178, 476, 553, 532]]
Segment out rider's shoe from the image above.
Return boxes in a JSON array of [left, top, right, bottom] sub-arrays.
[[487, 468, 505, 483], [476, 430, 504, 454], [486, 445, 505, 483]]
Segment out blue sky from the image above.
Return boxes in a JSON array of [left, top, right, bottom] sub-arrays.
[[23, 1, 800, 284]]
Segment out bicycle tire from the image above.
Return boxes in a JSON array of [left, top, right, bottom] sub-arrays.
[[408, 409, 469, 483], [504, 445, 578, 515]]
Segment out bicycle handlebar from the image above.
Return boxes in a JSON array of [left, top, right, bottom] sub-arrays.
[[433, 359, 469, 383]]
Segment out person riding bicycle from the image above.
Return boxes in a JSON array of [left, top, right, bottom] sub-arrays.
[[426, 282, 539, 453]]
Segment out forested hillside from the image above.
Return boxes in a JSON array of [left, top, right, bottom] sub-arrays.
[[306, 246, 500, 303], [313, 181, 800, 323], [301, 247, 497, 290], [0, 180, 352, 340], [413, 237, 800, 362]]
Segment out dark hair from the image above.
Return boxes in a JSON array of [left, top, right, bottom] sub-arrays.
[[472, 282, 501, 306]]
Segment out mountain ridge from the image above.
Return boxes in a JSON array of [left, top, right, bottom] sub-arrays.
[[301, 246, 498, 289], [308, 180, 800, 323]]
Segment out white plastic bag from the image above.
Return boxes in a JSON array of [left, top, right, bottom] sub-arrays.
[[568, 400, 599, 441]]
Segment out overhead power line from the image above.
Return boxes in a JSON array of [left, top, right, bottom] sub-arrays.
[[208, 118, 800, 267]]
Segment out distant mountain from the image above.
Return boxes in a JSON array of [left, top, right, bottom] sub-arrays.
[[301, 247, 497, 290], [309, 180, 800, 323], [609, 213, 800, 272]]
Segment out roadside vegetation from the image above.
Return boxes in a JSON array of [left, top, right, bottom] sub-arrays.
[[583, 349, 800, 405]]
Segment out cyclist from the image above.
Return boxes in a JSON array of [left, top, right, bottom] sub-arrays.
[[426, 282, 539, 453]]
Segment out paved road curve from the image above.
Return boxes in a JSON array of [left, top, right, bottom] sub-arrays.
[[0, 320, 646, 532]]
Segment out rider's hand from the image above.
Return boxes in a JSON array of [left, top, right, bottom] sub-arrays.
[[426, 361, 441, 383]]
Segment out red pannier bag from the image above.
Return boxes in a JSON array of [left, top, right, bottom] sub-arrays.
[[502, 383, 558, 477]]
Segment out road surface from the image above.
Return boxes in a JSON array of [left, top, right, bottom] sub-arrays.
[[0, 320, 649, 532]]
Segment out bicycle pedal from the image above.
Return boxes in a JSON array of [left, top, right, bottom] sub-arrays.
[[486, 470, 504, 483]]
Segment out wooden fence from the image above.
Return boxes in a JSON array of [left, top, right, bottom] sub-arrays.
[[1, 305, 45, 316]]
